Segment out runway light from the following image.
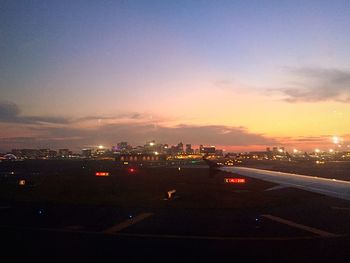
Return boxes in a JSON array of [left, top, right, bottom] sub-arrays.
[[129, 168, 135, 173], [224, 178, 246, 184], [95, 172, 110, 177], [18, 179, 26, 186]]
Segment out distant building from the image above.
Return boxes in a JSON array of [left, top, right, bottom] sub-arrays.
[[169, 145, 179, 155], [82, 148, 92, 158], [11, 148, 57, 159], [11, 149, 22, 157], [48, 150, 57, 158], [12, 149, 40, 159], [215, 149, 223, 156], [185, 144, 193, 154], [143, 140, 165, 154], [200, 145, 216, 154], [271, 146, 285, 154], [3, 153, 17, 160], [143, 140, 156, 153], [130, 146, 144, 154], [39, 149, 50, 158], [177, 142, 184, 154], [113, 142, 132, 153], [59, 149, 71, 158]]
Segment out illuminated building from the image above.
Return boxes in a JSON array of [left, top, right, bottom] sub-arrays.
[[177, 142, 184, 154], [185, 144, 193, 154], [59, 149, 71, 158], [200, 145, 216, 154], [215, 149, 223, 156], [112, 142, 132, 154], [82, 148, 92, 158]]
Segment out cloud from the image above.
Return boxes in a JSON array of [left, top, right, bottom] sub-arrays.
[[0, 101, 277, 151], [0, 101, 69, 124], [0, 122, 277, 151], [0, 101, 21, 118], [75, 113, 144, 122], [278, 68, 350, 103]]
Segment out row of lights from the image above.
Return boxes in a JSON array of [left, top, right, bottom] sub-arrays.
[[97, 136, 347, 155], [289, 136, 348, 154]]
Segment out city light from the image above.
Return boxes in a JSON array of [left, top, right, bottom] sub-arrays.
[[329, 149, 334, 153], [332, 136, 344, 145], [332, 136, 339, 144], [154, 151, 159, 155], [98, 145, 104, 149], [315, 149, 320, 153], [149, 142, 155, 146], [293, 149, 298, 153]]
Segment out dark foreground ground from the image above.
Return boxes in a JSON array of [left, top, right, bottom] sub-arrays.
[[1, 160, 350, 262]]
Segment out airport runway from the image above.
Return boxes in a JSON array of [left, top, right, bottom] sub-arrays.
[[1, 161, 350, 261]]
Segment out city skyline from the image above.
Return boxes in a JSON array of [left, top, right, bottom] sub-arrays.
[[1, 1, 350, 152]]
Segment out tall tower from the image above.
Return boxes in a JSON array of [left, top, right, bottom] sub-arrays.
[[177, 142, 184, 154]]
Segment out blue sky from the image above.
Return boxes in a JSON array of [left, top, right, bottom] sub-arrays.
[[1, 0, 350, 151]]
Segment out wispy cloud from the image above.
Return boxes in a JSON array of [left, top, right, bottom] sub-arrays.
[[0, 101, 69, 124], [0, 101, 154, 126], [76, 113, 143, 122], [277, 67, 350, 103]]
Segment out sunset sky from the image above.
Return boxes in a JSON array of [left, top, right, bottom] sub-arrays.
[[1, 0, 350, 152]]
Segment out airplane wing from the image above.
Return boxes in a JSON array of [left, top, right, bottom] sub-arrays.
[[220, 166, 350, 201]]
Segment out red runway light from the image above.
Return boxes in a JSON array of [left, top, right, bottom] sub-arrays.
[[129, 168, 136, 173], [224, 178, 246, 184], [95, 172, 110, 177]]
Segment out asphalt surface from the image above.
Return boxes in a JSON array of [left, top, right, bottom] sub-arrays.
[[1, 160, 350, 262]]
